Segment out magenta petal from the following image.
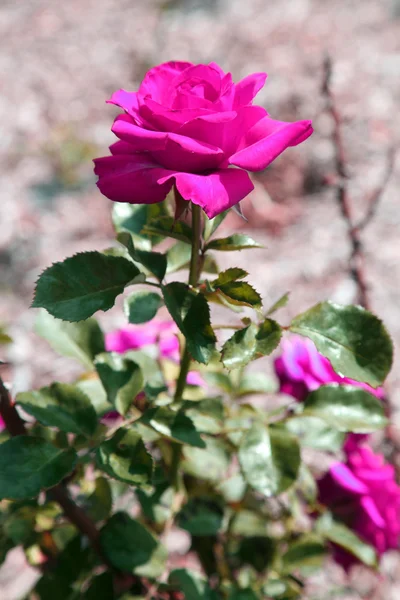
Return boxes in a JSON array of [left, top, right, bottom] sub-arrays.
[[178, 105, 266, 156], [139, 97, 213, 132], [330, 463, 369, 494], [107, 90, 141, 121], [159, 169, 254, 219], [360, 496, 386, 529], [94, 154, 173, 204], [138, 61, 194, 104], [112, 114, 167, 151], [234, 72, 267, 107], [109, 141, 137, 155], [229, 117, 313, 172], [151, 132, 224, 172]]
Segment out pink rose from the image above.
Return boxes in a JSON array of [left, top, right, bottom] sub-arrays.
[[318, 444, 400, 568], [94, 61, 312, 218], [105, 319, 179, 360], [104, 319, 204, 402], [274, 335, 384, 402]]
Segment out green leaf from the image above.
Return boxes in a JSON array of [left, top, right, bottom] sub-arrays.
[[97, 428, 153, 485], [140, 407, 206, 448], [255, 319, 282, 356], [266, 292, 290, 316], [32, 251, 142, 321], [230, 510, 268, 537], [239, 424, 300, 497], [211, 268, 248, 287], [183, 397, 224, 434], [101, 512, 167, 577], [203, 372, 233, 393], [0, 437, 77, 500], [202, 254, 219, 274], [317, 513, 377, 567], [35, 310, 105, 368], [177, 497, 224, 536], [303, 384, 387, 433], [183, 437, 230, 481], [0, 325, 12, 345], [229, 589, 260, 600], [137, 482, 174, 525], [290, 301, 393, 387], [238, 537, 276, 573], [203, 210, 229, 241], [95, 353, 144, 416], [237, 373, 275, 396], [217, 282, 262, 308], [166, 241, 192, 274], [84, 572, 114, 600], [285, 416, 345, 451], [169, 569, 219, 600], [205, 234, 263, 252], [75, 377, 112, 416], [281, 537, 326, 573], [222, 319, 282, 369], [112, 202, 168, 249], [117, 232, 167, 281], [142, 216, 193, 244], [162, 282, 216, 364], [17, 383, 98, 437], [124, 290, 163, 324], [4, 507, 36, 544], [222, 325, 258, 370], [86, 477, 113, 522]]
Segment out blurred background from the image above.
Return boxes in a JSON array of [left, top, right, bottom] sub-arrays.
[[0, 0, 399, 597]]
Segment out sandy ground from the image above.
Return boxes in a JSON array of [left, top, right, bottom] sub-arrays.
[[0, 0, 400, 597]]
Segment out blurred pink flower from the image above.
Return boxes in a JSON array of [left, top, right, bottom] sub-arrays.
[[94, 61, 312, 218], [0, 415, 5, 431], [274, 335, 384, 401], [318, 444, 400, 569], [105, 319, 180, 360], [103, 320, 204, 422]]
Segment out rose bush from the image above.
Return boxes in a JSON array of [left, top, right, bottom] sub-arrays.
[[94, 61, 312, 218], [1, 60, 396, 599], [318, 444, 400, 569], [105, 319, 204, 386]]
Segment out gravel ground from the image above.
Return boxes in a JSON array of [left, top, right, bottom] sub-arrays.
[[0, 0, 400, 597]]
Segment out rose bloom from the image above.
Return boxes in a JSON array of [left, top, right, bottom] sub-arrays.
[[94, 61, 312, 218], [318, 444, 400, 569], [105, 319, 203, 386], [274, 335, 384, 402]]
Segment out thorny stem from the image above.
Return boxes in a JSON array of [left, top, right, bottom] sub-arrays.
[[171, 202, 203, 491], [321, 55, 395, 310], [174, 202, 202, 401], [322, 55, 397, 455]]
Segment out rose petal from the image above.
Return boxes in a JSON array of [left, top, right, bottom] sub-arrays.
[[109, 140, 137, 155], [151, 133, 224, 172], [138, 61, 194, 105], [94, 154, 173, 204], [177, 105, 266, 156], [329, 463, 369, 494], [234, 72, 267, 108], [159, 168, 254, 219], [360, 496, 386, 529], [112, 114, 167, 151], [107, 90, 142, 123], [229, 117, 313, 171], [139, 97, 214, 132]]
